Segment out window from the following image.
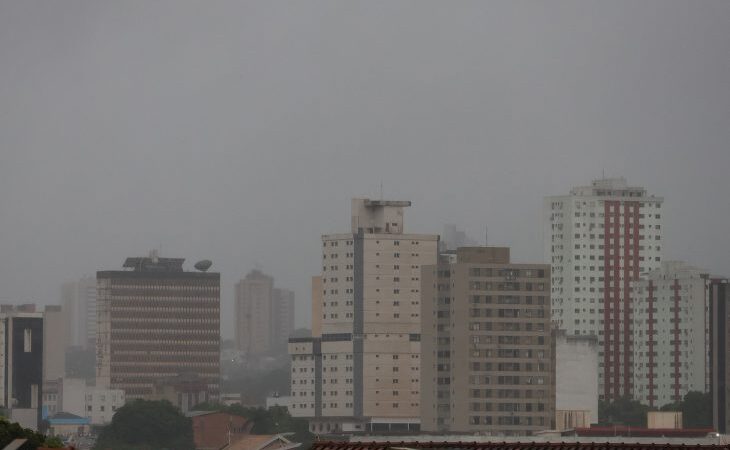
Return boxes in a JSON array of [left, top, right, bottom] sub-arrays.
[[24, 329, 32, 352]]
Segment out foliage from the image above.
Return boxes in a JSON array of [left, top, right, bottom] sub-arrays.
[[192, 403, 313, 448], [0, 417, 62, 449], [221, 364, 291, 404], [659, 391, 712, 428], [93, 399, 194, 450], [598, 396, 649, 427]]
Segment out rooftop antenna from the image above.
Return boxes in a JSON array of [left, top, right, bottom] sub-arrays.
[[379, 181, 383, 200], [485, 225, 488, 246]]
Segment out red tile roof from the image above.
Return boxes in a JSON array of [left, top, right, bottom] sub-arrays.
[[309, 441, 728, 450]]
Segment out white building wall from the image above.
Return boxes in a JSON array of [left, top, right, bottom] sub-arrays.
[[289, 340, 316, 417], [86, 387, 125, 425], [555, 332, 599, 424]]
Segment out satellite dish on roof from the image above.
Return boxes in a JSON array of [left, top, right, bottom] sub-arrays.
[[194, 260, 212, 272]]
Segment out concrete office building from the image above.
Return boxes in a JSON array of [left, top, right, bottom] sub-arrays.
[[96, 251, 220, 400], [62, 276, 97, 350], [421, 247, 554, 436], [289, 198, 438, 433], [555, 330, 598, 428], [710, 278, 729, 434], [235, 270, 295, 356], [311, 276, 323, 338], [43, 305, 69, 382], [0, 308, 44, 429], [631, 262, 710, 408], [544, 177, 663, 400]]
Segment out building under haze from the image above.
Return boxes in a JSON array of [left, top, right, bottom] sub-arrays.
[[631, 262, 710, 408], [62, 276, 97, 350], [710, 278, 730, 434], [0, 307, 44, 430], [96, 251, 220, 400], [544, 177, 663, 401], [43, 305, 68, 382], [234, 270, 295, 356], [420, 247, 554, 435], [289, 198, 438, 433]]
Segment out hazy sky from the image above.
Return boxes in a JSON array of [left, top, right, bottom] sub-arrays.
[[1, 1, 728, 337]]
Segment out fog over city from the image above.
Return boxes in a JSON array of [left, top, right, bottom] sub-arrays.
[[1, 1, 728, 337]]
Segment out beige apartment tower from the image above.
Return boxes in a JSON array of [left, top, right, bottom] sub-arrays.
[[96, 252, 220, 400], [421, 247, 555, 436], [234, 270, 295, 356], [289, 198, 438, 433]]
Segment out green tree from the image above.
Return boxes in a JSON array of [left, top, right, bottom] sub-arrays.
[[672, 391, 712, 428], [0, 417, 62, 449], [93, 399, 194, 450], [598, 397, 649, 427]]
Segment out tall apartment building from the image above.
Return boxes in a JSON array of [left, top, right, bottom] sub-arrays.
[[289, 198, 438, 433], [544, 177, 663, 400], [43, 305, 69, 381], [710, 278, 729, 434], [631, 262, 709, 408], [234, 270, 295, 356], [272, 288, 295, 353], [421, 247, 554, 436], [96, 252, 220, 400], [0, 308, 44, 430], [62, 276, 97, 350]]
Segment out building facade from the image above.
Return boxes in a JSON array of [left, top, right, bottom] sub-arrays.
[[62, 276, 97, 350], [289, 198, 438, 433], [710, 278, 729, 434], [421, 247, 555, 436], [43, 305, 69, 382], [235, 271, 295, 356], [555, 330, 598, 427], [631, 262, 709, 408], [96, 252, 220, 401], [544, 177, 663, 400], [0, 309, 44, 429]]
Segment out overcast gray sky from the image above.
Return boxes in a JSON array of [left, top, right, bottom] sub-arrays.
[[1, 1, 728, 337]]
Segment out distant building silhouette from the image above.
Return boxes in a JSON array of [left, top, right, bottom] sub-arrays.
[[62, 276, 97, 350], [234, 270, 294, 356], [95, 251, 220, 401], [710, 277, 729, 434]]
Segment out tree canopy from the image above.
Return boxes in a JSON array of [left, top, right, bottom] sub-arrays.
[[659, 391, 713, 428], [0, 417, 62, 449], [598, 397, 649, 427], [93, 399, 194, 450]]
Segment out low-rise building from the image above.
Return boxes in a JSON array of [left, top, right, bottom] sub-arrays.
[[555, 330, 598, 426], [187, 410, 251, 450]]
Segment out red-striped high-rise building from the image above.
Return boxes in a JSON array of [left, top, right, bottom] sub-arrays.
[[544, 177, 663, 401]]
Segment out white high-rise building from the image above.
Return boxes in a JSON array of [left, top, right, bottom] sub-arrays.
[[544, 177, 663, 401], [631, 261, 710, 408], [62, 277, 97, 350], [289, 198, 438, 434]]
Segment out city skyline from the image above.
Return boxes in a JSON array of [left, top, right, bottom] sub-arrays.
[[1, 1, 729, 336]]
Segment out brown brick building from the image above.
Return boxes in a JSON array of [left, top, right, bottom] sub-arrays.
[[96, 251, 220, 400]]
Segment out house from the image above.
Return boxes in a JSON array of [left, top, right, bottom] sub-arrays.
[[222, 434, 300, 450], [187, 410, 253, 450]]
